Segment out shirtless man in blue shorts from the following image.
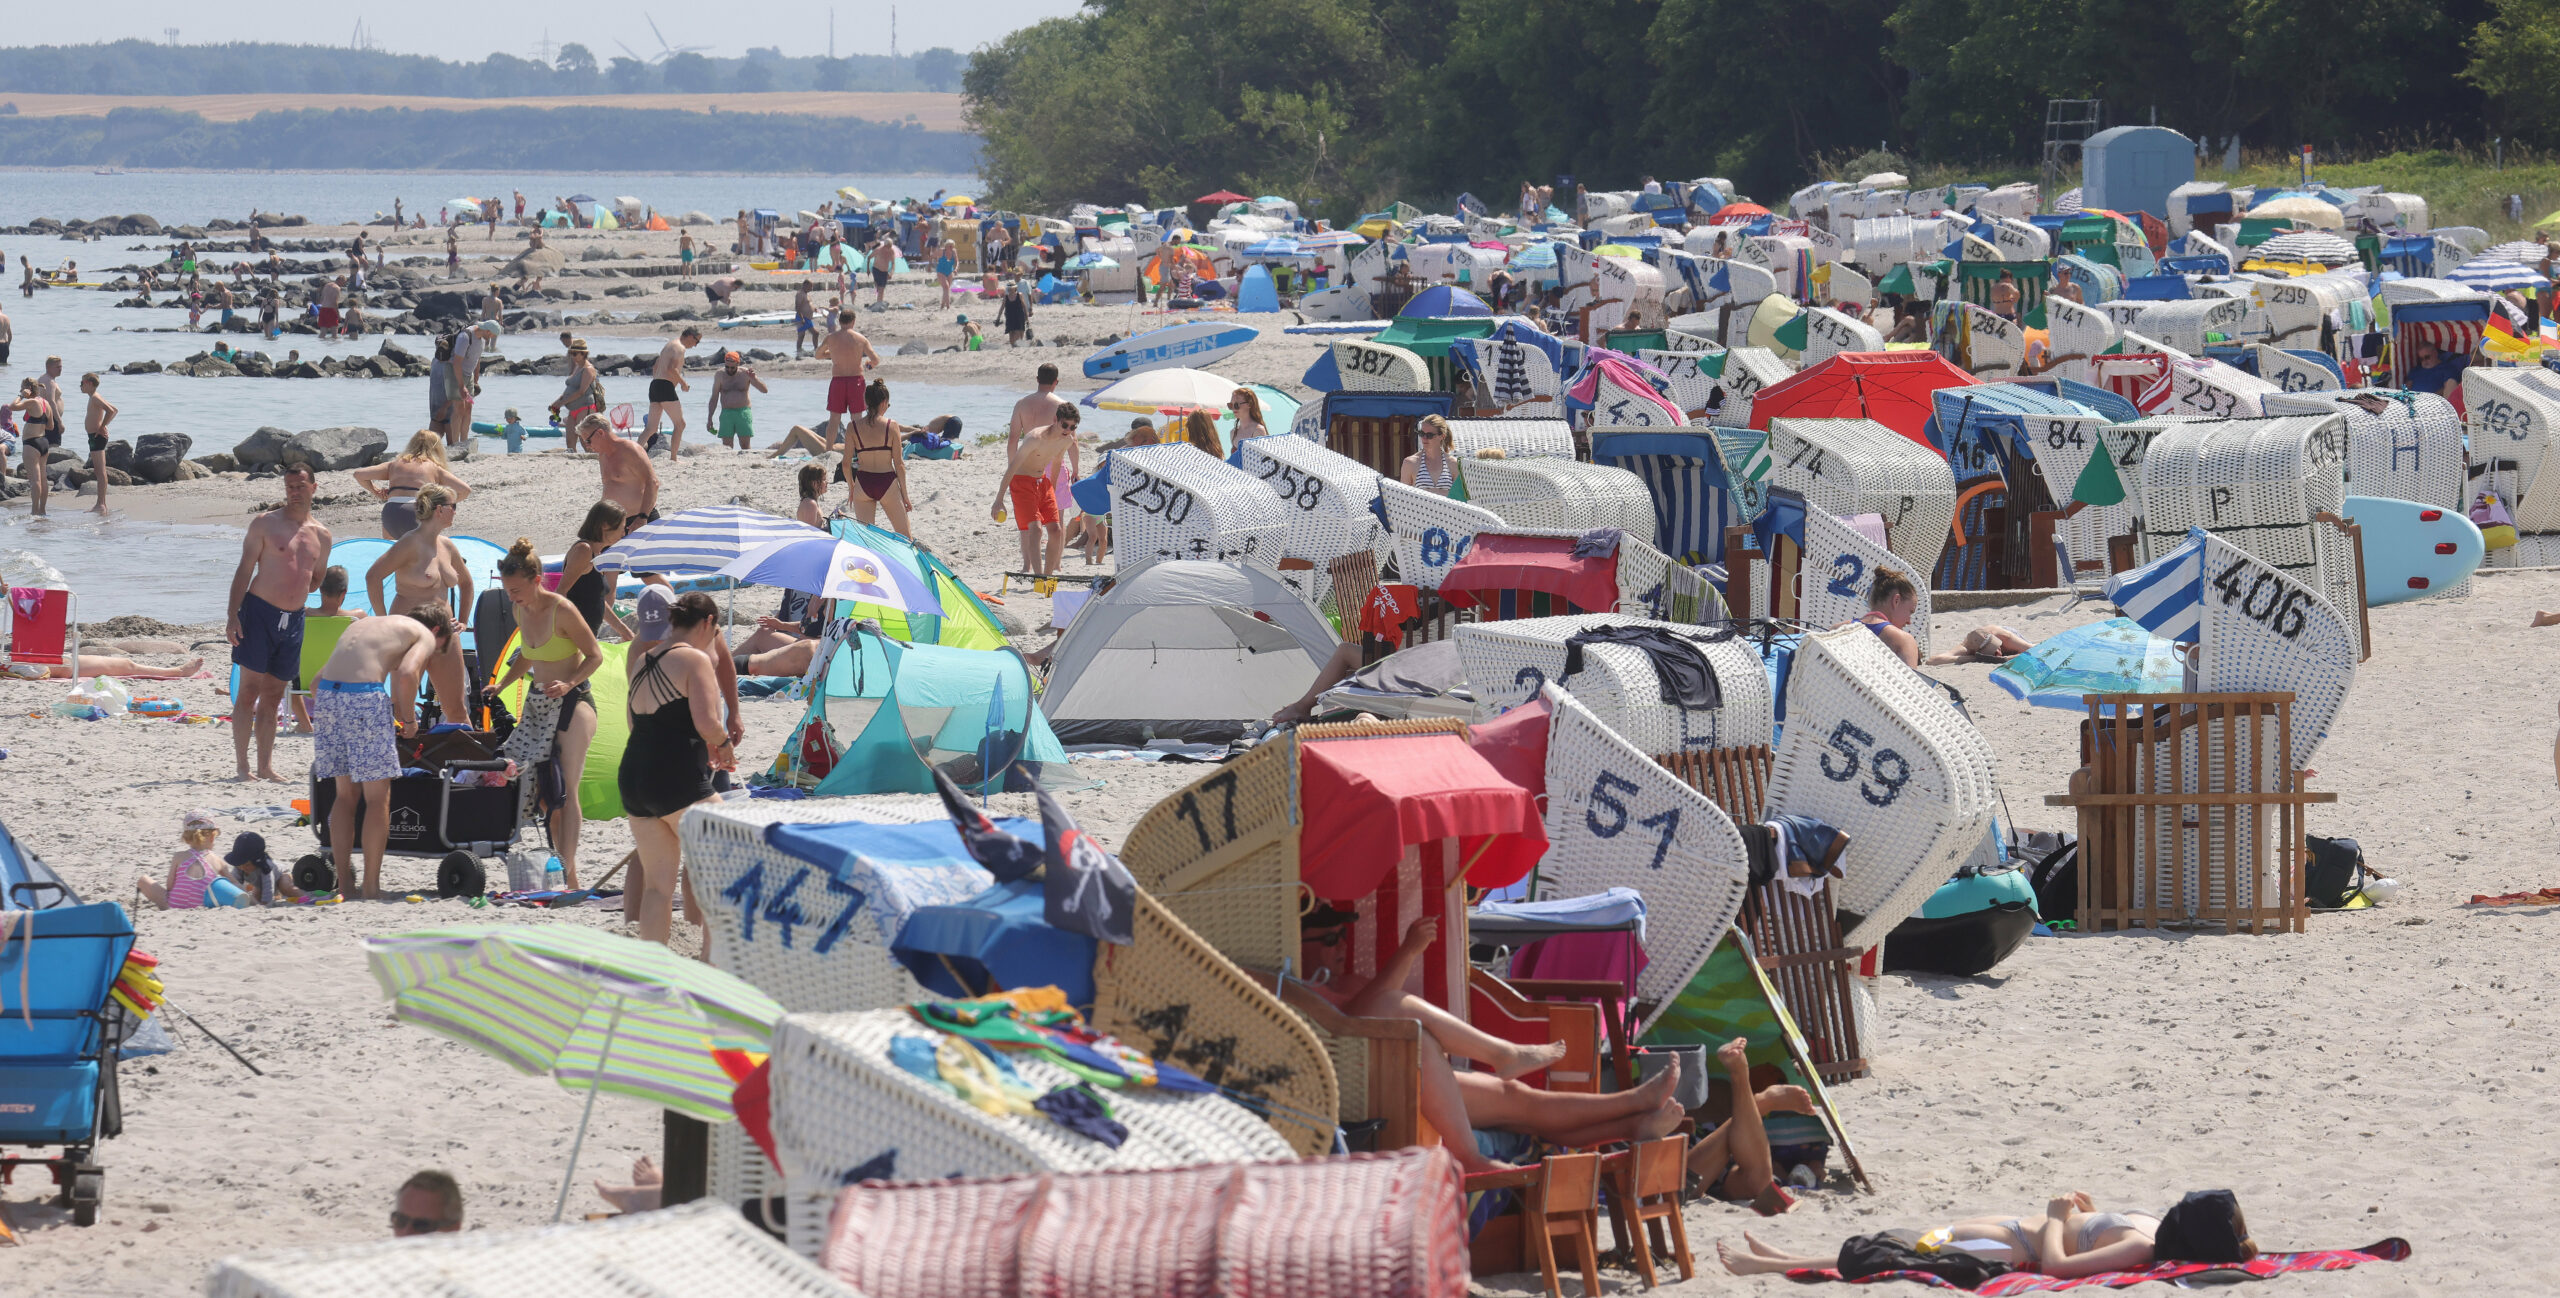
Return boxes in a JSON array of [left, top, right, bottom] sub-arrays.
[[226, 462, 332, 781]]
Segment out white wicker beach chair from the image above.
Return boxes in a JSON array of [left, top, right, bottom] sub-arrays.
[[1712, 347, 1796, 428], [1766, 627, 1999, 955], [1236, 434, 1389, 612], [1797, 307, 1886, 368], [2459, 366, 2560, 535], [1454, 615, 1773, 753], [1378, 477, 1508, 591], [2250, 346, 2341, 395], [1763, 416, 1960, 577], [1333, 336, 1433, 392], [1827, 262, 1875, 310], [1692, 260, 1781, 348], [1463, 457, 1658, 538], [1938, 300, 2026, 376], [2157, 356, 2278, 420], [1986, 216, 2051, 261], [1447, 417, 1576, 464], [1107, 443, 1291, 574], [2137, 414, 2358, 654], [206, 1202, 854, 1298], [2041, 297, 2120, 385], [2107, 297, 2248, 355], [1792, 507, 1935, 657], [1449, 332, 1565, 417], [1637, 349, 1727, 420], [1528, 683, 1752, 1031], [2004, 403, 2135, 574], [2262, 389, 2465, 512], [2245, 277, 2334, 347], [765, 1008, 1297, 1258]]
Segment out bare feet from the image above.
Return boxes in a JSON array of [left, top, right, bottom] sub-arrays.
[[2533, 610, 2560, 628], [1631, 1051, 1679, 1106], [1717, 1036, 1752, 1075], [1494, 1038, 1571, 1081], [259, 770, 290, 783], [172, 656, 205, 678], [1635, 1097, 1686, 1141], [1718, 1239, 1794, 1277], [1756, 1084, 1816, 1117]]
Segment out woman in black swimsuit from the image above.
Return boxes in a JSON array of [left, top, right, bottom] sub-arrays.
[[619, 591, 732, 944], [842, 379, 915, 538], [559, 502, 634, 639], [8, 379, 54, 518]]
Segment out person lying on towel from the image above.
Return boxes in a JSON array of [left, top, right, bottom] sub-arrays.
[[1719, 1188, 2255, 1282]]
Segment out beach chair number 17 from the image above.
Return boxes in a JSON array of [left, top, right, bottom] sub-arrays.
[[1584, 770, 1682, 870], [1817, 720, 1911, 807]]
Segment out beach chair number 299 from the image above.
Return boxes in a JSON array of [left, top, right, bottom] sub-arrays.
[[1817, 720, 1912, 807], [1584, 770, 1683, 870]]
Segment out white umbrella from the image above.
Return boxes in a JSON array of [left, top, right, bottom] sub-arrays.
[[1081, 367, 1249, 414], [2246, 196, 2345, 230], [598, 505, 826, 576], [2250, 232, 2360, 264], [1858, 171, 1909, 189], [2482, 240, 2552, 265]]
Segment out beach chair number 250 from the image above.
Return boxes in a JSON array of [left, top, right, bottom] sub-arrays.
[[719, 861, 868, 953], [1817, 720, 1912, 808], [1584, 770, 1683, 870], [1119, 466, 1196, 523]]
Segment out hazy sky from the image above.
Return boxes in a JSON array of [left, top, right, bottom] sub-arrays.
[[11, 2, 1087, 64]]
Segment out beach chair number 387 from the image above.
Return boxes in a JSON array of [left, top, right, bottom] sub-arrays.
[[1817, 720, 1912, 807]]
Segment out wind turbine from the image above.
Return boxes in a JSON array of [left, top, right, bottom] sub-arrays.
[[643, 14, 712, 62]]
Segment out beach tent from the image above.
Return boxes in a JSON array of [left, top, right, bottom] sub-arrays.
[[0, 814, 75, 909], [775, 623, 1074, 796], [1039, 561, 1339, 746], [1400, 285, 1492, 317]]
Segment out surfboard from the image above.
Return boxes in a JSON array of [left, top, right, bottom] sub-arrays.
[[2345, 495, 2484, 604], [472, 421, 565, 438], [716, 311, 797, 330], [1081, 320, 1261, 379]]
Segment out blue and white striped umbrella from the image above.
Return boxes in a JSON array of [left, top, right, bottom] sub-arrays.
[[2446, 258, 2551, 291], [597, 504, 826, 577], [2104, 526, 2206, 644]]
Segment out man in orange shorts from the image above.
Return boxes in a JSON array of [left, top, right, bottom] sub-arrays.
[[991, 400, 1081, 578]]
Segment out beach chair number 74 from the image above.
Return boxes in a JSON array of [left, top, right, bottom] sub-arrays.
[[1584, 771, 1683, 870], [1817, 720, 1912, 807]]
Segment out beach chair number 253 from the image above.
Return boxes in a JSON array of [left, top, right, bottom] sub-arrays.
[[1817, 720, 1912, 807], [1584, 771, 1683, 870]]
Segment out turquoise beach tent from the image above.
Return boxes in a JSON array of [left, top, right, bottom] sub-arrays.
[[824, 519, 1008, 649], [773, 623, 1080, 796]]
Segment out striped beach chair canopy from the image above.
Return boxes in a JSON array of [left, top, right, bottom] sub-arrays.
[[2105, 526, 2204, 643]]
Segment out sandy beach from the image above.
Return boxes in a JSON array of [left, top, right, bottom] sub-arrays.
[[0, 215, 2546, 1295]]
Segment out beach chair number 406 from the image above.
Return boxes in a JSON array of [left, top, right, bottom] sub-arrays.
[[1817, 720, 1912, 807], [1119, 466, 1196, 523], [2209, 558, 2312, 640], [1584, 770, 1683, 871], [719, 861, 867, 953]]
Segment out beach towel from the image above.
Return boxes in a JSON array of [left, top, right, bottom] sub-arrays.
[[1787, 1237, 2410, 1292]]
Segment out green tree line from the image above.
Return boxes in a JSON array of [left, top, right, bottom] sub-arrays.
[[967, 0, 2526, 216], [0, 39, 968, 97], [0, 106, 979, 173]]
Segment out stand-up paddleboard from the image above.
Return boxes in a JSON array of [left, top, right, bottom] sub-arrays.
[[1081, 320, 1260, 379], [716, 310, 798, 330], [1294, 283, 1370, 322], [473, 421, 566, 438], [2345, 495, 2484, 604]]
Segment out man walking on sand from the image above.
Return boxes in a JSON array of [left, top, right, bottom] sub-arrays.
[[643, 328, 698, 456], [1008, 363, 1065, 463], [310, 605, 452, 899], [992, 402, 1081, 578], [227, 462, 332, 782], [814, 309, 882, 446], [793, 280, 816, 358], [78, 372, 115, 515], [446, 322, 494, 449], [580, 412, 660, 522]]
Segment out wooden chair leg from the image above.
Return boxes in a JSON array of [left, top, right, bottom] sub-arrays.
[[1528, 1188, 1563, 1298], [1612, 1166, 1656, 1288], [1573, 1211, 1603, 1295], [1664, 1205, 1696, 1281]]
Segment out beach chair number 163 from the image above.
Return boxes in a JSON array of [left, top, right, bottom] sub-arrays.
[[1817, 720, 1912, 807], [1584, 771, 1683, 870]]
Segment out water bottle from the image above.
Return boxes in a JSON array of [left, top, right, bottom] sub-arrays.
[[543, 855, 565, 891]]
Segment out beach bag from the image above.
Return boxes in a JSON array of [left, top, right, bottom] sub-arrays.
[[2472, 487, 2518, 552], [1837, 1230, 2012, 1285], [2024, 835, 2080, 924], [2305, 835, 2370, 909]]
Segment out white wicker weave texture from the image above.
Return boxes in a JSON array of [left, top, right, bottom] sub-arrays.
[[1764, 417, 1960, 577], [1236, 434, 1390, 610], [1453, 615, 1772, 753], [1766, 628, 1999, 951], [206, 1202, 856, 1298], [2137, 415, 2356, 657], [2461, 367, 2560, 532], [1464, 457, 1659, 538], [1796, 309, 1885, 368], [768, 1009, 1296, 1259], [1712, 347, 1793, 429], [2262, 390, 2466, 512], [1533, 684, 1752, 1030], [1452, 334, 1566, 418], [1333, 337, 1432, 392], [1797, 508, 1936, 659], [1447, 418, 1577, 464], [2041, 297, 2119, 386], [2158, 358, 2278, 420], [1378, 477, 1508, 591], [2195, 530, 2358, 768], [1636, 349, 1725, 419], [1108, 444, 1291, 574]]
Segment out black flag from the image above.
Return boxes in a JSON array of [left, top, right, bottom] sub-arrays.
[[930, 765, 1043, 884]]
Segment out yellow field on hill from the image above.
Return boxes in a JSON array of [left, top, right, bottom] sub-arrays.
[[0, 90, 969, 130]]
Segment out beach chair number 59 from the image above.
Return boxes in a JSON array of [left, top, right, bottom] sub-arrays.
[[1584, 770, 1683, 870], [1817, 720, 1912, 807]]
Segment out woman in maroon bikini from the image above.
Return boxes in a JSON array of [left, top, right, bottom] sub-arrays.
[[841, 379, 915, 538]]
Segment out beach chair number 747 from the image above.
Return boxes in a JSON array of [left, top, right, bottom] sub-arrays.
[[1817, 721, 1912, 808]]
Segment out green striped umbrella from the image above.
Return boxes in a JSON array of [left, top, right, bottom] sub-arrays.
[[364, 925, 783, 1219]]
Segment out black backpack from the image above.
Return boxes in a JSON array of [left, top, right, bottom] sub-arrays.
[[2024, 834, 2080, 925], [2305, 836, 2369, 908]]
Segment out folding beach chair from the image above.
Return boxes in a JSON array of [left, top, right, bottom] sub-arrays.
[[3, 586, 78, 676], [2054, 535, 2109, 608]]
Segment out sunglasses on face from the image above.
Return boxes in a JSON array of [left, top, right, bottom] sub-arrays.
[[389, 1210, 449, 1234]]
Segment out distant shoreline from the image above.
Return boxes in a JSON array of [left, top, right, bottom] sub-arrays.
[[0, 166, 982, 178], [0, 90, 969, 129]]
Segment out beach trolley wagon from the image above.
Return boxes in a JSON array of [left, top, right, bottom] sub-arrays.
[[1762, 416, 1960, 578], [0, 898, 136, 1226], [1235, 433, 1390, 618], [1106, 443, 1290, 573], [2135, 414, 2364, 657], [306, 729, 533, 896]]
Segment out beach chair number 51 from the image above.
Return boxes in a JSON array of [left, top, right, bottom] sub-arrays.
[[1817, 720, 1912, 807], [1584, 770, 1682, 870]]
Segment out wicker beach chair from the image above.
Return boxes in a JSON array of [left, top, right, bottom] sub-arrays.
[[1635, 349, 1725, 421], [1447, 416, 1577, 467], [2155, 356, 2278, 420], [1237, 434, 1390, 612], [1452, 330, 1568, 419], [1936, 301, 2025, 377], [1107, 443, 1291, 574], [1379, 477, 1509, 594], [2136, 414, 2361, 657], [820, 1147, 1470, 1298], [1763, 416, 1960, 578], [1335, 336, 1435, 392], [207, 1202, 853, 1298], [2265, 386, 2466, 516], [2457, 366, 2560, 537], [1461, 457, 1657, 538], [1712, 347, 1794, 429], [1797, 307, 1886, 368], [1454, 614, 1772, 754], [1796, 507, 1936, 657], [2107, 297, 2249, 356], [2040, 297, 2119, 386]]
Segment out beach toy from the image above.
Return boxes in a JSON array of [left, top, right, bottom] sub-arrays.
[[205, 877, 248, 908], [129, 698, 183, 717]]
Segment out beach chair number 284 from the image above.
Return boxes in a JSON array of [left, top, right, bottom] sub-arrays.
[[1817, 720, 1912, 807], [1584, 771, 1684, 871]]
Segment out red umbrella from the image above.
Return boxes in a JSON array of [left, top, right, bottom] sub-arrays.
[[1195, 190, 1252, 205], [1745, 350, 1976, 454], [1709, 202, 1772, 225]]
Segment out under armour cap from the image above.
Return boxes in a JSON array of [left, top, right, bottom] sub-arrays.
[[633, 586, 675, 643]]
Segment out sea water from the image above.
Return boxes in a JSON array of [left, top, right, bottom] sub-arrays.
[[0, 170, 982, 229]]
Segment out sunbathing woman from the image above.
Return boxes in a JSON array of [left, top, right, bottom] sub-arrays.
[[1274, 917, 1686, 1172], [1839, 566, 1922, 667], [1719, 1189, 2253, 1279], [5, 653, 204, 681]]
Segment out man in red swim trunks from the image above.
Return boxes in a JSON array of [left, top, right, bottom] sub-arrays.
[[812, 308, 882, 448], [990, 401, 1080, 578]]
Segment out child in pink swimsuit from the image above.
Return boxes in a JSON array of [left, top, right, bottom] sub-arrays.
[[137, 810, 238, 909]]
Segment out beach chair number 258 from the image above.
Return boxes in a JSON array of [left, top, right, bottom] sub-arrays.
[[1816, 720, 1912, 807], [1584, 771, 1683, 870]]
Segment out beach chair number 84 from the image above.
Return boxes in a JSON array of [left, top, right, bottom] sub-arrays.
[[1584, 771, 1683, 870], [1817, 720, 1912, 807]]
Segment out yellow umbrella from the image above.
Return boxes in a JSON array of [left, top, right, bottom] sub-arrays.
[[2536, 208, 2560, 229], [942, 195, 976, 208], [1591, 244, 1643, 257], [1745, 292, 1801, 356], [837, 186, 869, 204]]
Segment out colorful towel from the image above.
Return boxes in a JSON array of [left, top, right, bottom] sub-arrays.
[[1785, 1238, 2411, 1293]]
